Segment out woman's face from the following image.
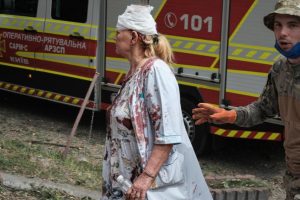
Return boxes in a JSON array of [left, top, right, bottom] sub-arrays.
[[115, 30, 132, 57]]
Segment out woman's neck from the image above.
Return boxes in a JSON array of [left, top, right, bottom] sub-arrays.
[[127, 55, 147, 77]]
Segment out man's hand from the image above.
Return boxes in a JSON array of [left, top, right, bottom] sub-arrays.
[[192, 103, 237, 125]]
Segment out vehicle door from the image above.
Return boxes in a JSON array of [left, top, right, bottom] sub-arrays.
[[0, 0, 46, 87], [37, 0, 94, 97]]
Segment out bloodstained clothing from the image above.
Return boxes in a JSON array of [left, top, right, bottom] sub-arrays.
[[101, 58, 212, 200]]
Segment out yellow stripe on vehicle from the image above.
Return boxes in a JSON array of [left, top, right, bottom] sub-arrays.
[[229, 0, 259, 42], [115, 73, 124, 85], [254, 132, 265, 139], [227, 130, 238, 137], [177, 80, 219, 91], [210, 58, 219, 68], [28, 89, 35, 95], [54, 94, 61, 101], [12, 85, 18, 91], [154, 0, 167, 19], [0, 81, 93, 108], [215, 129, 226, 136], [0, 14, 44, 21], [4, 83, 11, 89], [72, 98, 80, 104], [63, 96, 71, 102], [20, 87, 26, 93], [268, 133, 280, 140], [37, 91, 44, 96], [211, 128, 282, 141], [240, 131, 252, 138]]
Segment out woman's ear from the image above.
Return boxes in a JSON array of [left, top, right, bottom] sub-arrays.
[[130, 31, 139, 44]]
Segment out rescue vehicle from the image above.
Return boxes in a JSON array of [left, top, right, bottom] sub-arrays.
[[0, 0, 283, 155]]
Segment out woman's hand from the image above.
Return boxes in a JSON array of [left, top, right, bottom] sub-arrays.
[[126, 173, 154, 200], [125, 144, 172, 199]]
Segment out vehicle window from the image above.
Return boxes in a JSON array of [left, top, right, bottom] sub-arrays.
[[52, 0, 88, 23], [0, 0, 38, 17]]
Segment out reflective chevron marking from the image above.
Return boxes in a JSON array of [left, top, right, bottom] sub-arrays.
[[0, 81, 97, 109], [211, 127, 282, 141]]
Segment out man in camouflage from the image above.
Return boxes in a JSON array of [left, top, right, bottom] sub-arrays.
[[192, 0, 300, 199]]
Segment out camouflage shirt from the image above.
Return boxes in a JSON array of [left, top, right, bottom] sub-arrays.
[[235, 57, 300, 176]]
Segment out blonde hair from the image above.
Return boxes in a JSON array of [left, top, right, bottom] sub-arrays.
[[140, 34, 175, 66]]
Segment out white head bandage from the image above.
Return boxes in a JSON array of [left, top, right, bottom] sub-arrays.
[[116, 4, 157, 35]]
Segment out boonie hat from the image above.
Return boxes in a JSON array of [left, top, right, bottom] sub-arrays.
[[264, 0, 300, 30]]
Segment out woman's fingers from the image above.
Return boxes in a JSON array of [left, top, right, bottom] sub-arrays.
[[126, 186, 146, 200]]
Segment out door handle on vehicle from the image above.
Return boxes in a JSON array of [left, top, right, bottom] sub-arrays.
[[69, 32, 84, 40], [24, 26, 38, 34]]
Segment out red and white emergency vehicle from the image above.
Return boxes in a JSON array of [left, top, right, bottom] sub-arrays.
[[0, 0, 283, 155]]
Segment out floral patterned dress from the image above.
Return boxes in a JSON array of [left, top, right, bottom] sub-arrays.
[[101, 58, 212, 200]]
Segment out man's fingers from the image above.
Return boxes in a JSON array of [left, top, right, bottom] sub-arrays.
[[193, 108, 214, 115], [198, 103, 217, 110], [193, 103, 227, 125], [192, 113, 207, 120], [192, 107, 201, 114], [197, 103, 221, 114], [197, 102, 211, 108], [194, 118, 208, 125]]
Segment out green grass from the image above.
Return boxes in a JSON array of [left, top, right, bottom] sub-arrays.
[[0, 138, 102, 190]]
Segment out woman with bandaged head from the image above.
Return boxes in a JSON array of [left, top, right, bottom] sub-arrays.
[[101, 4, 212, 200]]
